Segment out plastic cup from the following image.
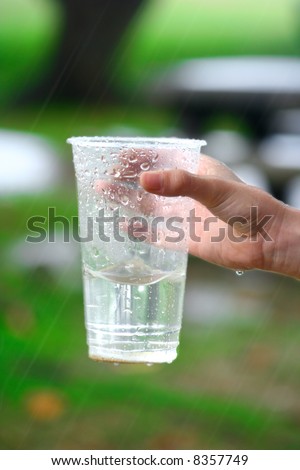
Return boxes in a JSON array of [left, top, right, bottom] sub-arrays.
[[68, 137, 206, 364]]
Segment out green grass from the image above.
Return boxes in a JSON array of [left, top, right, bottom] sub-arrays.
[[1, 231, 300, 449], [1, 268, 300, 449]]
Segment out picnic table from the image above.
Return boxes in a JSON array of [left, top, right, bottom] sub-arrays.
[[149, 57, 300, 138]]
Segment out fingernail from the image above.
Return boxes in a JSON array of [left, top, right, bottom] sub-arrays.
[[140, 172, 163, 192]]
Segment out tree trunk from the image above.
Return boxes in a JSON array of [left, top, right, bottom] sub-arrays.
[[34, 0, 145, 103]]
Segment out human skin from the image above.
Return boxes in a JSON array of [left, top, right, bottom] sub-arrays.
[[140, 155, 300, 280]]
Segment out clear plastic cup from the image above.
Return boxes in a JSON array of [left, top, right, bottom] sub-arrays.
[[68, 137, 206, 364]]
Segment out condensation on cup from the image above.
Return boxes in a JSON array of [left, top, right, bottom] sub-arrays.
[[68, 136, 206, 364]]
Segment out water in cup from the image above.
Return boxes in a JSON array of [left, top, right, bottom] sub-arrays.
[[83, 251, 187, 364]]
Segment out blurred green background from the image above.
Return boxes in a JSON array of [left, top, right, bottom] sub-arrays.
[[1, 0, 300, 450]]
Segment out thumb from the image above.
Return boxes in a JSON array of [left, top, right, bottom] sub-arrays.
[[140, 169, 281, 237], [140, 169, 245, 213]]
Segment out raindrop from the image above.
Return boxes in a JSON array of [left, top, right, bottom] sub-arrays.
[[146, 363, 153, 367], [140, 162, 150, 171], [153, 153, 159, 162], [113, 362, 120, 367], [235, 270, 244, 276]]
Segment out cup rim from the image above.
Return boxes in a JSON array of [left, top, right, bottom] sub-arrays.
[[67, 136, 206, 149]]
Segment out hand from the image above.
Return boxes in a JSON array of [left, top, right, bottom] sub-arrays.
[[140, 155, 300, 279]]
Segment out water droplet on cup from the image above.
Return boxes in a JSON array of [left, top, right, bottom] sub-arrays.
[[140, 162, 150, 171], [123, 170, 137, 179], [129, 154, 137, 163], [112, 168, 121, 178], [120, 194, 129, 205]]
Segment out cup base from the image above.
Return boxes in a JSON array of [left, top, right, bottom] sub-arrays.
[[88, 346, 177, 364], [86, 322, 180, 364]]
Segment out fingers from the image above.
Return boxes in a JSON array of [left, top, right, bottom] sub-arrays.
[[140, 169, 239, 211], [140, 168, 283, 239], [139, 154, 244, 207]]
